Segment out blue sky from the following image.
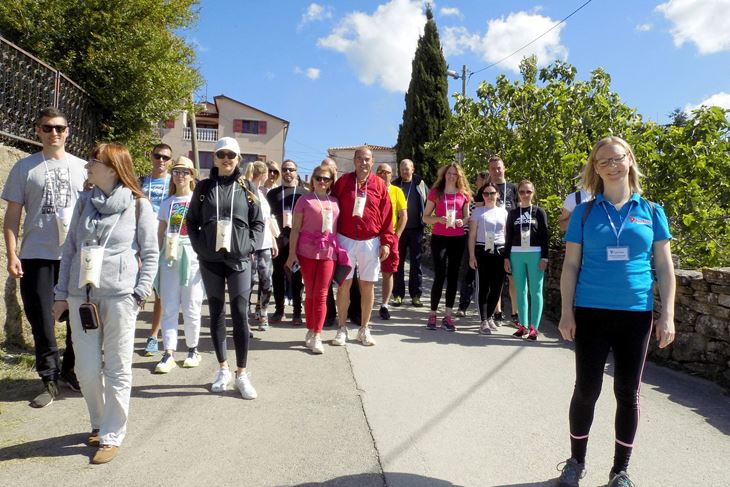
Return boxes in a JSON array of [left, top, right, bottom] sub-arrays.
[[185, 0, 730, 175]]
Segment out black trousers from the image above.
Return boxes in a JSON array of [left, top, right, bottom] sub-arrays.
[[272, 238, 303, 314], [569, 307, 653, 453], [200, 260, 251, 369], [393, 227, 423, 299], [20, 259, 74, 382], [458, 235, 475, 310], [429, 234, 466, 311], [474, 247, 505, 320]]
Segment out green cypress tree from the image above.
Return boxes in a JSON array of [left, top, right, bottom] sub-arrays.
[[395, 5, 450, 185]]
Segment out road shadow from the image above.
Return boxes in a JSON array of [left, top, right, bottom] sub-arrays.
[[291, 471, 456, 487], [0, 377, 80, 404], [0, 432, 92, 462]]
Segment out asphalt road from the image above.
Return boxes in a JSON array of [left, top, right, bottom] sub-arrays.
[[1, 274, 729, 486]]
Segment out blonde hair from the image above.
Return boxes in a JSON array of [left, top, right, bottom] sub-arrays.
[[582, 136, 643, 196], [313, 162, 336, 181], [250, 161, 268, 180], [431, 162, 472, 201]]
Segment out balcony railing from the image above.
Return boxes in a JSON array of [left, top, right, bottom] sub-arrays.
[[183, 127, 218, 142]]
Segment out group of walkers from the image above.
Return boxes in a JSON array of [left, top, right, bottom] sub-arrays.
[[4, 108, 676, 487]]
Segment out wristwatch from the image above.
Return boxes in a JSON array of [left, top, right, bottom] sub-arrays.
[[132, 292, 147, 308]]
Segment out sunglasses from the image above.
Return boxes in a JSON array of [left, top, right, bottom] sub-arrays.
[[40, 124, 67, 133], [268, 169, 280, 175], [314, 176, 332, 183], [282, 167, 297, 173], [376, 170, 392, 175], [215, 151, 237, 160], [152, 153, 171, 161], [483, 191, 498, 196], [172, 169, 191, 177]]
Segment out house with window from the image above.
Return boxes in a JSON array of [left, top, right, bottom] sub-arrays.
[[159, 94, 289, 171], [327, 144, 396, 173]]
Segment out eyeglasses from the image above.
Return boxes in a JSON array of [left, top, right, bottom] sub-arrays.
[[596, 153, 627, 168], [172, 169, 191, 177], [40, 124, 67, 133], [483, 191, 498, 196], [376, 170, 392, 175], [282, 167, 297, 173], [215, 151, 237, 160], [519, 190, 533, 195], [152, 153, 171, 161], [314, 176, 332, 183], [86, 158, 108, 167]]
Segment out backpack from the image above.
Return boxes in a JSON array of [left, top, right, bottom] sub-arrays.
[[574, 190, 582, 206]]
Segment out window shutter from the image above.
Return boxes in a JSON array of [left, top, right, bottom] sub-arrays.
[[165, 119, 175, 128], [258, 121, 267, 134], [233, 119, 243, 133]]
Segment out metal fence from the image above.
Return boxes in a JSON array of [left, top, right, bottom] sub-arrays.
[[0, 35, 99, 156]]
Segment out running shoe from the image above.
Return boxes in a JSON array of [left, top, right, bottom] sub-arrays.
[[494, 311, 503, 322], [513, 324, 527, 338], [527, 326, 538, 341], [607, 471, 635, 487], [235, 371, 258, 400], [488, 318, 498, 331], [332, 327, 349, 346], [511, 314, 519, 327], [59, 369, 81, 392], [411, 296, 423, 307], [479, 320, 491, 335], [154, 352, 177, 374], [292, 312, 303, 326], [30, 380, 59, 408], [455, 308, 467, 317], [442, 316, 456, 332], [183, 348, 201, 368], [144, 336, 159, 356], [305, 329, 315, 348], [258, 316, 269, 331], [391, 296, 402, 307], [426, 314, 438, 330], [379, 305, 391, 320], [556, 458, 585, 487], [211, 367, 232, 392], [311, 335, 324, 354], [270, 310, 284, 323], [357, 327, 376, 346]]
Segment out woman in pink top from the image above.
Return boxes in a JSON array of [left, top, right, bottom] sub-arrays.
[[286, 163, 339, 354], [423, 162, 471, 331]]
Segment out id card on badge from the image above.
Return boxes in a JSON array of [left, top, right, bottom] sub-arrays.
[[607, 246, 629, 261], [56, 207, 72, 246], [520, 229, 530, 248], [445, 209, 456, 229], [353, 195, 366, 217], [321, 208, 333, 233], [485, 231, 495, 251], [283, 210, 293, 228]]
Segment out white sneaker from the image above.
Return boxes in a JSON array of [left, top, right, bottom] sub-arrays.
[[357, 327, 376, 346], [305, 330, 315, 348], [488, 318, 498, 331], [211, 367, 232, 392], [311, 335, 324, 354], [154, 352, 177, 373], [183, 349, 201, 368], [332, 327, 349, 346], [235, 371, 258, 400], [479, 320, 492, 335]]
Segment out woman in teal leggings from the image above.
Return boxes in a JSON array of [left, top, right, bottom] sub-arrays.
[[504, 180, 550, 340]]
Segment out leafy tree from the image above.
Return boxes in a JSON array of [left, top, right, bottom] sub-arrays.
[[395, 5, 450, 184], [0, 0, 201, 164]]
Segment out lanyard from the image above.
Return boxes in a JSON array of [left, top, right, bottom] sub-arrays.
[[282, 185, 297, 213], [215, 182, 236, 221], [444, 191, 456, 215], [167, 197, 190, 235], [601, 200, 635, 246], [355, 174, 369, 196], [403, 181, 413, 202], [91, 211, 122, 249], [146, 176, 169, 202], [313, 192, 331, 222], [41, 153, 70, 209]]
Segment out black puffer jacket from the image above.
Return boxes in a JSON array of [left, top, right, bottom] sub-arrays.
[[187, 166, 264, 271]]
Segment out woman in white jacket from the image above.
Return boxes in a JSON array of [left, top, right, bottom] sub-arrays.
[[53, 142, 159, 464]]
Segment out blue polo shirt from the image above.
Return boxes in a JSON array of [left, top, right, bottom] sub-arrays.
[[565, 192, 671, 311]]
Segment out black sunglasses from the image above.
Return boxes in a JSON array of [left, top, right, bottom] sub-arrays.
[[268, 169, 280, 175], [314, 176, 332, 183], [483, 191, 498, 196], [152, 153, 171, 161], [281, 167, 297, 173], [40, 124, 67, 133], [215, 151, 237, 160]]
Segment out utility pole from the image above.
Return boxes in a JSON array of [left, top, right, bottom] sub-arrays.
[[447, 64, 469, 164], [189, 94, 200, 172]]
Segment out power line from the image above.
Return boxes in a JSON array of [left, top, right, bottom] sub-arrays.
[[469, 0, 594, 79]]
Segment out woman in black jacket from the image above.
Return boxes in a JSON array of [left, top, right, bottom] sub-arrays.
[[187, 137, 264, 399], [503, 180, 549, 340]]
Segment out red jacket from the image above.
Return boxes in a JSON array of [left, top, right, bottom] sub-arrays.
[[330, 172, 395, 249]]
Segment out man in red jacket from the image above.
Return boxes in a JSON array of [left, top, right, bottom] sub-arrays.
[[329, 147, 395, 346]]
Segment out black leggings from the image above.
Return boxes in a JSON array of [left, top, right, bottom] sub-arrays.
[[429, 234, 466, 311], [569, 307, 653, 469], [200, 260, 251, 368], [474, 247, 505, 321]]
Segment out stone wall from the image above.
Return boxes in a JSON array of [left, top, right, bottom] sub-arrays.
[[544, 249, 730, 388], [0, 144, 32, 350]]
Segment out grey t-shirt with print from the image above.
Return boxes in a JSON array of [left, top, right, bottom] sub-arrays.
[[2, 151, 87, 260]]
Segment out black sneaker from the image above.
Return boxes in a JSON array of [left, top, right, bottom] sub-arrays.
[[556, 458, 585, 487], [30, 381, 60, 408], [59, 370, 81, 392], [607, 470, 635, 487], [511, 314, 519, 327], [494, 311, 503, 322], [379, 305, 391, 320], [291, 313, 303, 325], [270, 310, 284, 323]]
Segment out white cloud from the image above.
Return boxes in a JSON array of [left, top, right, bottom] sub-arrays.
[[440, 7, 462, 18], [656, 0, 730, 54], [442, 11, 567, 73], [635, 23, 653, 32], [685, 92, 730, 113], [294, 66, 321, 80], [188, 37, 208, 53], [300, 3, 333, 28], [317, 0, 426, 92]]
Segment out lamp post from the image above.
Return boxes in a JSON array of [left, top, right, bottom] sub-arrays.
[[447, 64, 468, 164]]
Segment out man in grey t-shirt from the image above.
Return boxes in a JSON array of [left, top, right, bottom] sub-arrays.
[[2, 107, 87, 407]]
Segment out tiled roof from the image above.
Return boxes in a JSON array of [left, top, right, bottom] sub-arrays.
[[328, 144, 395, 151]]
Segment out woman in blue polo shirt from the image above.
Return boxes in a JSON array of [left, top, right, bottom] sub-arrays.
[[555, 136, 676, 487]]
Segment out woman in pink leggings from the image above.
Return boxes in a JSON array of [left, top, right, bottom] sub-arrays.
[[286, 163, 340, 354]]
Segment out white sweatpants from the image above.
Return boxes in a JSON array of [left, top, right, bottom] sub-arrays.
[[159, 256, 204, 351], [68, 294, 138, 447]]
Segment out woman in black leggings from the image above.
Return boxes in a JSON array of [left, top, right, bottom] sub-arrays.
[[556, 136, 676, 487], [422, 162, 471, 331], [187, 137, 264, 400]]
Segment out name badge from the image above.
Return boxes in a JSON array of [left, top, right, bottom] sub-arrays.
[[445, 209, 456, 229], [485, 231, 495, 251], [165, 232, 180, 261], [607, 246, 629, 261], [78, 240, 103, 288], [321, 208, 333, 233], [216, 218, 232, 252], [520, 229, 530, 249], [283, 210, 293, 228], [56, 207, 73, 246], [353, 195, 366, 218]]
